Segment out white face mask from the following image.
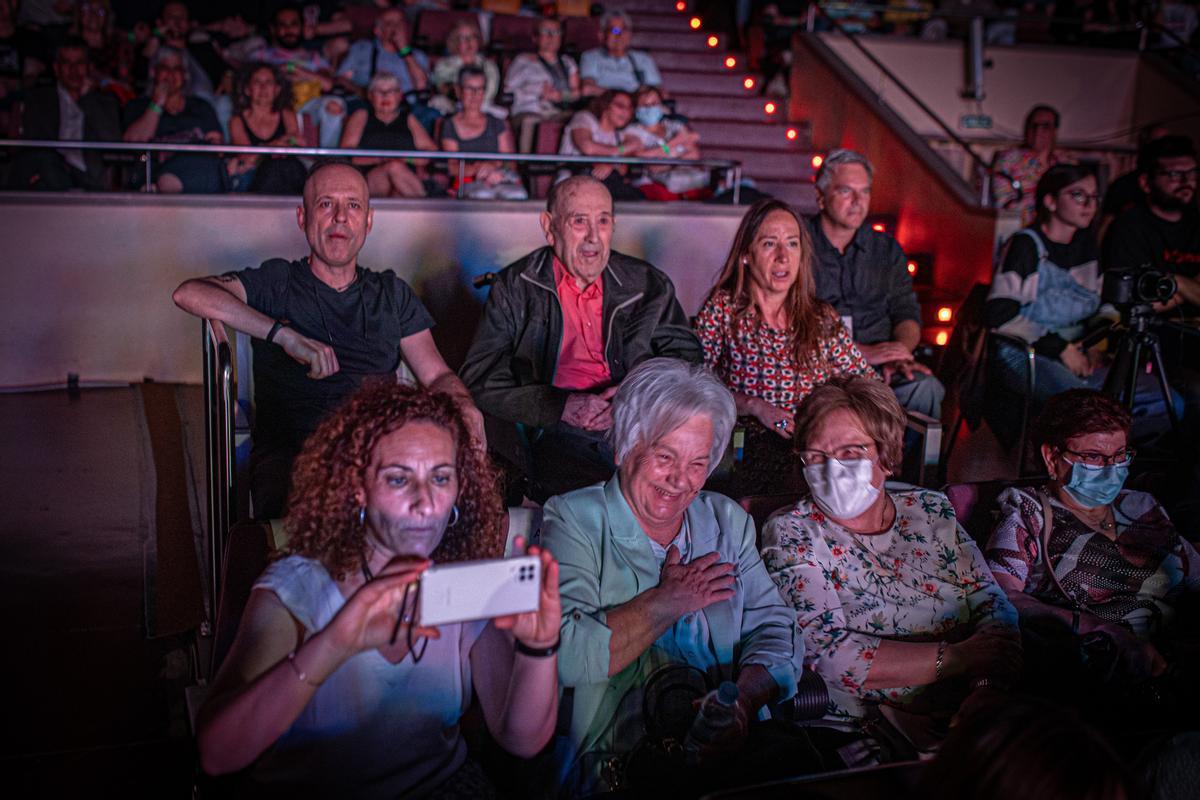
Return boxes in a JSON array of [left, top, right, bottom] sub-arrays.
[[803, 458, 880, 520]]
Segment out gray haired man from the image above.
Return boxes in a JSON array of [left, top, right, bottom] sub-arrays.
[[807, 149, 945, 422]]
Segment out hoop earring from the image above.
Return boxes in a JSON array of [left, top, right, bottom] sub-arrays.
[[358, 506, 366, 526], [448, 505, 460, 528]]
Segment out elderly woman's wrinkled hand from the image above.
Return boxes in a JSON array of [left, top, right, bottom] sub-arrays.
[[656, 547, 736, 618], [493, 537, 563, 650], [562, 388, 616, 431]]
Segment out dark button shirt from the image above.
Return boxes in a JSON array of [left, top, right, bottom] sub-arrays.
[[1102, 204, 1200, 279], [806, 215, 921, 345]]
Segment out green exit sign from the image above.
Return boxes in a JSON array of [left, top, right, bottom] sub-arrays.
[[961, 114, 993, 129]]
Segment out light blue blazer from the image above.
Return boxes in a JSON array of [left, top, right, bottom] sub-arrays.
[[539, 474, 802, 775]]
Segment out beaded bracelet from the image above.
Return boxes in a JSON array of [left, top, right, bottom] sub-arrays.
[[934, 641, 947, 681]]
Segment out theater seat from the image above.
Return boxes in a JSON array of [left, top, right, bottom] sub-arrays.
[[211, 520, 288, 676], [489, 14, 537, 56], [562, 16, 600, 56], [943, 477, 1042, 547], [414, 9, 486, 53]]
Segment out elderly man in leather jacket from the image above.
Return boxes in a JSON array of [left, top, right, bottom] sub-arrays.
[[460, 176, 702, 499]]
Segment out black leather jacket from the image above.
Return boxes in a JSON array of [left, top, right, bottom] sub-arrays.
[[459, 246, 703, 428]]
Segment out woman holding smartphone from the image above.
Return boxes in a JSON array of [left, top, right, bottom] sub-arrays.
[[195, 382, 560, 798]]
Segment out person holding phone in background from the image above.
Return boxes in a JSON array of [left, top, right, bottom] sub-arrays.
[[195, 382, 560, 798]]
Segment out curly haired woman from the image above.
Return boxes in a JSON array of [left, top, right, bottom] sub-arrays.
[[195, 382, 561, 798]]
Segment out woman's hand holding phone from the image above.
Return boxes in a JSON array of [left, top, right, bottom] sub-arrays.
[[492, 536, 561, 650]]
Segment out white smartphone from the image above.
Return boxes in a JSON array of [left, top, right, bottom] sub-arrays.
[[418, 556, 541, 626]]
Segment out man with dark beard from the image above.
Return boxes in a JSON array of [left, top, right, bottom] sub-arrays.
[[1103, 135, 1200, 310]]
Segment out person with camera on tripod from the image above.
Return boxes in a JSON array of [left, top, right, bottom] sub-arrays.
[[985, 164, 1180, 447]]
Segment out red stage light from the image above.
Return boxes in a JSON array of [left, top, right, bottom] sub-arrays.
[[689, 17, 702, 29], [676, 1, 686, 11], [743, 77, 756, 90], [907, 260, 918, 275], [724, 56, 737, 68], [872, 223, 885, 232], [785, 127, 798, 141], [706, 35, 719, 47], [937, 306, 953, 323], [811, 154, 823, 168], [935, 330, 949, 346], [764, 101, 777, 114]]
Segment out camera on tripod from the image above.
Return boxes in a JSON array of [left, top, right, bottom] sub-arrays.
[[1102, 267, 1178, 308]]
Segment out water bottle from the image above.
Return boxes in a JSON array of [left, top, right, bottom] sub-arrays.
[[683, 681, 740, 766]]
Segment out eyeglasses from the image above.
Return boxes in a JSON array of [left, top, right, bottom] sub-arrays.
[[797, 443, 874, 467], [538, 28, 562, 36], [1064, 189, 1101, 205], [1028, 121, 1057, 131], [1156, 168, 1198, 183], [1062, 447, 1136, 467]]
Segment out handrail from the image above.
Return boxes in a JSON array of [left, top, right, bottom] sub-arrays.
[[202, 318, 234, 636], [807, 4, 996, 205], [0, 138, 744, 202]]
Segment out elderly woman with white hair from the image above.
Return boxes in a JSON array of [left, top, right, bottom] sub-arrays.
[[540, 357, 802, 796], [339, 70, 439, 198]]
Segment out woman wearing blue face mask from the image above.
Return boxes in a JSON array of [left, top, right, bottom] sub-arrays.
[[985, 389, 1200, 682], [625, 85, 707, 199], [761, 375, 1021, 721]]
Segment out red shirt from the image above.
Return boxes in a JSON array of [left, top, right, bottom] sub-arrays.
[[552, 257, 612, 391]]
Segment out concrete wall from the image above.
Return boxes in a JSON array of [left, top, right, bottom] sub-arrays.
[[819, 34, 1145, 146], [0, 193, 743, 388]]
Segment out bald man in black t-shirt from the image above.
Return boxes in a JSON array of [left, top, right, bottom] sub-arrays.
[[173, 161, 482, 518]]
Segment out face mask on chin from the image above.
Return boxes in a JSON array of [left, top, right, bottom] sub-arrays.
[[636, 104, 664, 126], [1062, 461, 1128, 508], [803, 458, 880, 520]]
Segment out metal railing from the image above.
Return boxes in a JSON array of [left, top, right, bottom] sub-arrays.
[[202, 318, 235, 634], [806, 5, 997, 206], [0, 139, 745, 203]]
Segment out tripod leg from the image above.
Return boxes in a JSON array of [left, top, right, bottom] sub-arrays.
[[1147, 336, 1180, 432]]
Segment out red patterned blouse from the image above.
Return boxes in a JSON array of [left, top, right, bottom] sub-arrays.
[[695, 289, 876, 413]]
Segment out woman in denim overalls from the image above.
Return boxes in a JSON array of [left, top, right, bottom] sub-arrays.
[[985, 163, 1180, 446]]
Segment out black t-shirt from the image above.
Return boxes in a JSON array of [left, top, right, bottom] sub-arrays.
[[123, 95, 220, 142], [1103, 204, 1200, 279], [229, 258, 435, 451]]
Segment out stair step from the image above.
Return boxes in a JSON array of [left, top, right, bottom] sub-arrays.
[[660, 69, 762, 96], [611, 0, 679, 11], [692, 119, 811, 150], [672, 93, 776, 120], [631, 30, 719, 52], [654, 49, 737, 71], [751, 179, 820, 212], [627, 12, 693, 33], [705, 146, 815, 180]]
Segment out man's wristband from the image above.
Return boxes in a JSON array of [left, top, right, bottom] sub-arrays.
[[397, 45, 413, 57], [286, 61, 296, 74], [660, 141, 670, 155], [617, 143, 624, 156], [515, 638, 560, 658], [147, 101, 164, 115], [266, 320, 287, 343]]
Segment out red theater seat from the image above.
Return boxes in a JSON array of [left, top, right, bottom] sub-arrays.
[[414, 10, 486, 54], [490, 15, 537, 55], [562, 16, 600, 55]]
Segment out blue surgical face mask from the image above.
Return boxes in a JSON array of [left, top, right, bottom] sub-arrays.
[[636, 104, 665, 126], [1063, 460, 1128, 508]]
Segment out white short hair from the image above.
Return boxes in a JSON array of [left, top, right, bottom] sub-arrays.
[[611, 358, 735, 475], [367, 71, 402, 94], [602, 11, 632, 33]]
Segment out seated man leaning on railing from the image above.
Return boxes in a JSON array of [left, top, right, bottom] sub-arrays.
[[172, 159, 483, 519]]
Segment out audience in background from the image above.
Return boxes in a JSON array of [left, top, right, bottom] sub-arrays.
[[11, 37, 120, 190], [172, 161, 481, 517], [195, 381, 559, 796], [992, 104, 1074, 225], [985, 390, 1200, 687], [1100, 123, 1170, 229], [141, 1, 220, 108], [459, 176, 702, 500], [430, 20, 500, 116], [1103, 135, 1200, 309], [227, 63, 305, 195], [541, 357, 803, 797], [504, 16, 579, 153], [579, 10, 662, 96], [624, 84, 707, 199], [808, 149, 945, 425], [251, 5, 349, 149], [558, 89, 641, 200], [122, 46, 224, 194], [340, 70, 438, 199], [695, 199, 874, 495], [72, 0, 135, 102], [337, 6, 429, 95], [440, 65, 526, 200], [761, 376, 1021, 721]]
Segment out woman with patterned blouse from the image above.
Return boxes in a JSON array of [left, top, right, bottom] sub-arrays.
[[761, 376, 1021, 720], [984, 389, 1200, 680], [694, 199, 875, 494]]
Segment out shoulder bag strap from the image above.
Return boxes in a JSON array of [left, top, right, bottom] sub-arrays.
[[1039, 490, 1088, 613]]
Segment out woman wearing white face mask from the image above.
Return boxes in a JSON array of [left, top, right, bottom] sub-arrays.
[[761, 375, 1021, 721], [985, 389, 1200, 682], [624, 85, 706, 198]]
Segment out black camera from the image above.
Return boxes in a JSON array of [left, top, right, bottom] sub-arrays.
[[1102, 268, 1177, 307]]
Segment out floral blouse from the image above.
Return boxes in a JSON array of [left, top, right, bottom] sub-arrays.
[[761, 489, 1018, 719], [694, 289, 874, 414], [992, 147, 1074, 226], [984, 486, 1200, 638]]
